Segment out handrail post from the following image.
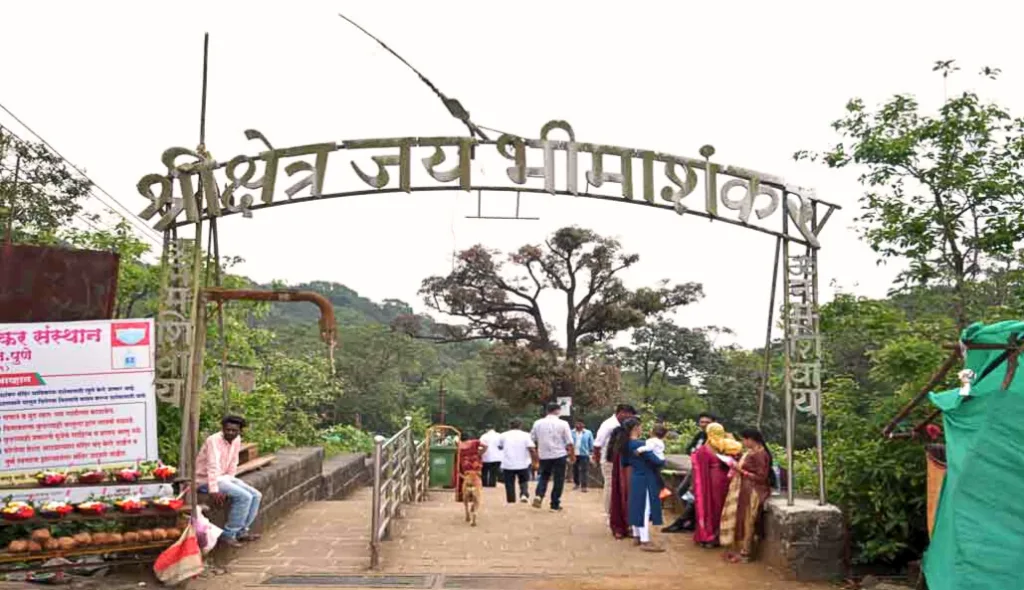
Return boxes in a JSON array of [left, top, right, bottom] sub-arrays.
[[369, 434, 384, 570], [404, 416, 414, 502]]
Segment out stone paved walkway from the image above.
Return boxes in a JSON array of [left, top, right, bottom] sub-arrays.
[[191, 486, 835, 589]]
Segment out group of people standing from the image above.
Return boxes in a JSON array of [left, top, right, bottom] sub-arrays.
[[477, 402, 591, 511], [684, 412, 776, 562], [474, 404, 775, 562], [595, 408, 775, 561]]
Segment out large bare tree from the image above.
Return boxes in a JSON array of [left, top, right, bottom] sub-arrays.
[[419, 226, 703, 406]]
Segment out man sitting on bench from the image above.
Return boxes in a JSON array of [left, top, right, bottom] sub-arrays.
[[196, 415, 263, 548]]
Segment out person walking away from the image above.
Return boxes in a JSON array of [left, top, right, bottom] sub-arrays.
[[498, 419, 537, 503], [479, 426, 503, 488], [720, 428, 775, 563], [571, 420, 594, 492], [196, 415, 262, 548], [691, 422, 742, 548], [635, 425, 672, 500], [685, 412, 715, 454], [593, 404, 637, 514], [621, 418, 667, 552], [530, 402, 574, 511], [606, 418, 636, 539]]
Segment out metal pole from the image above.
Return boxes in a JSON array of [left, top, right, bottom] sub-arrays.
[[811, 203, 826, 505], [185, 32, 211, 517], [782, 195, 795, 506], [212, 218, 229, 413], [439, 378, 446, 425], [369, 435, 384, 570], [404, 416, 414, 502], [757, 236, 782, 428]]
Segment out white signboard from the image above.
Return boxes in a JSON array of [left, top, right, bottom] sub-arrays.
[[0, 319, 159, 481], [556, 396, 572, 417]]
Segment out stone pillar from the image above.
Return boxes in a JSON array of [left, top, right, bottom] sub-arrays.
[[760, 497, 845, 581]]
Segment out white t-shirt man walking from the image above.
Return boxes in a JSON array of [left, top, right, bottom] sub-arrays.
[[498, 420, 536, 503], [529, 402, 574, 511], [479, 428, 503, 488]]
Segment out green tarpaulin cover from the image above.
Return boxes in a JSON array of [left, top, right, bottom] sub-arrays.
[[923, 321, 1024, 590]]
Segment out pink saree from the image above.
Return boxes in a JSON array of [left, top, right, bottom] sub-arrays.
[[691, 444, 731, 545]]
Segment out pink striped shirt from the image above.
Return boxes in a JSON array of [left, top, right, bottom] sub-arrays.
[[195, 432, 240, 494]]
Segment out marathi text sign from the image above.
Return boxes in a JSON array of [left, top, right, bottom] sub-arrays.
[[0, 319, 158, 480]]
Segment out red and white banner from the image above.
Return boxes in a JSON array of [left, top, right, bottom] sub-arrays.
[[0, 319, 158, 479]]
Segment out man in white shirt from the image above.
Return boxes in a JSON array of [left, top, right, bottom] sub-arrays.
[[479, 427, 503, 488], [498, 419, 537, 503], [529, 402, 574, 511], [592, 404, 637, 514]]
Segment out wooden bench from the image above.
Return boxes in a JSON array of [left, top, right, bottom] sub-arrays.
[[236, 455, 276, 476], [238, 442, 260, 465], [236, 442, 275, 476]]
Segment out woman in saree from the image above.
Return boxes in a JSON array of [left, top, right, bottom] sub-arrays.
[[607, 419, 636, 539], [719, 428, 775, 563], [691, 422, 743, 547]]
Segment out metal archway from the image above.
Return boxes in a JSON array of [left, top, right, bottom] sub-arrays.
[[142, 119, 838, 506]]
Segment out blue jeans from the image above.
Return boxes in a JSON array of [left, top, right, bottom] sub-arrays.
[[199, 476, 262, 539]]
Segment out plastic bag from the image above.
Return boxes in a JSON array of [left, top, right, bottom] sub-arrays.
[[192, 506, 222, 555], [153, 524, 203, 585]]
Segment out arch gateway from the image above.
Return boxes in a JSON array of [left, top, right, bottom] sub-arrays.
[[135, 118, 840, 507]]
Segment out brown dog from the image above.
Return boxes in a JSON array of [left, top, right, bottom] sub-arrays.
[[462, 470, 482, 527]]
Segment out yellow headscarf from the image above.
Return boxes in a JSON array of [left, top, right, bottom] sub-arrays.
[[705, 422, 743, 456]]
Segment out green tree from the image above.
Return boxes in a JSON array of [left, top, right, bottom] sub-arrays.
[[0, 128, 91, 240], [618, 319, 721, 394], [420, 226, 702, 404], [796, 61, 1024, 329]]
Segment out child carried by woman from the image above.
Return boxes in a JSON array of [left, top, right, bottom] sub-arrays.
[[635, 425, 673, 500]]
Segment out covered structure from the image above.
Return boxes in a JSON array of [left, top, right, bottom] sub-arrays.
[[883, 321, 1024, 590]]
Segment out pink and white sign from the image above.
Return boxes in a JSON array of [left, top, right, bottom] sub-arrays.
[[0, 319, 158, 479]]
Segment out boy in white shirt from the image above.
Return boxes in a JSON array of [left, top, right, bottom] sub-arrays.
[[498, 419, 538, 504], [636, 424, 672, 500]]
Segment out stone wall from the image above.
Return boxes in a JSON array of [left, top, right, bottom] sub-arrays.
[[199, 448, 370, 532], [586, 453, 692, 489], [760, 497, 845, 582]]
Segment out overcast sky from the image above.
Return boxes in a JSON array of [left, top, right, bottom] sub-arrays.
[[3, 1, 1023, 348]]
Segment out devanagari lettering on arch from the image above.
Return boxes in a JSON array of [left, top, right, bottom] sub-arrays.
[[793, 389, 819, 416], [586, 145, 634, 199], [346, 138, 413, 191], [419, 138, 475, 190], [720, 176, 780, 224], [277, 142, 338, 199], [639, 152, 699, 212]]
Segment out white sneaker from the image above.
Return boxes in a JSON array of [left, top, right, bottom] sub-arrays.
[[520, 496, 529, 503]]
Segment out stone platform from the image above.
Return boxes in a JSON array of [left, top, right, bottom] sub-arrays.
[[200, 448, 369, 533]]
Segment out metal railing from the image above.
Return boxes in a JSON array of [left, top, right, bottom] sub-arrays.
[[370, 416, 428, 569]]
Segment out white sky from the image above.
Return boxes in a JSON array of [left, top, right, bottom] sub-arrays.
[[3, 0, 1023, 348]]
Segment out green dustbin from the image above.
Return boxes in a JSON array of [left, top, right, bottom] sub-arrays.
[[429, 446, 457, 488]]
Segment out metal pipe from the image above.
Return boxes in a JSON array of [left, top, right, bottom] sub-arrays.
[[370, 435, 384, 570], [881, 349, 960, 438], [757, 236, 782, 428], [781, 195, 794, 506], [811, 204, 825, 505], [202, 287, 338, 351]]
